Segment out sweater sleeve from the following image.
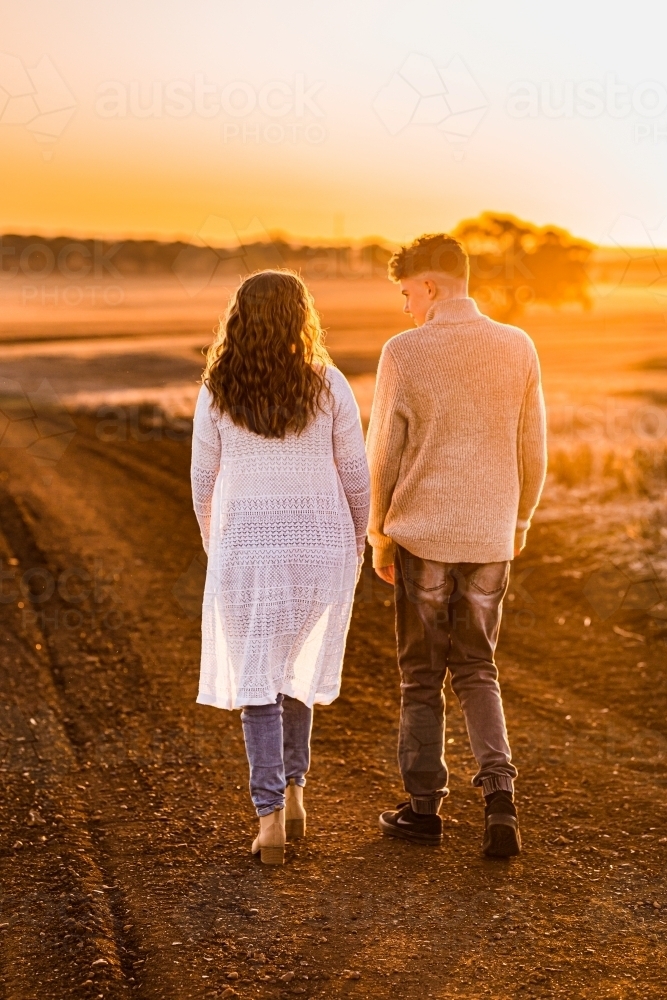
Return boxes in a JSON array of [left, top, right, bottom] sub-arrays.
[[515, 350, 547, 551], [365, 346, 408, 569], [191, 384, 222, 554], [331, 370, 370, 557]]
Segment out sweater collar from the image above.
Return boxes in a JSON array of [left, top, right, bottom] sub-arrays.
[[425, 297, 481, 325]]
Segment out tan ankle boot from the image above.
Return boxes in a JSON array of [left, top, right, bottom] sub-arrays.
[[251, 808, 286, 864], [285, 779, 306, 839]]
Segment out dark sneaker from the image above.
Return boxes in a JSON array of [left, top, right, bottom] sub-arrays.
[[379, 802, 443, 845], [482, 791, 521, 857]]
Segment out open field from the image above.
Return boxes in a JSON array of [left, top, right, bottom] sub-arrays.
[[0, 273, 666, 998]]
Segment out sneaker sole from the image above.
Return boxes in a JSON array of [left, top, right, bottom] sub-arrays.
[[379, 815, 442, 846], [483, 814, 521, 858]]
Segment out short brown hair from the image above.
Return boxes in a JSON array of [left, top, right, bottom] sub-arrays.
[[388, 233, 469, 282]]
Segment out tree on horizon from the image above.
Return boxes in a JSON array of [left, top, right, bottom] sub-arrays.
[[453, 211, 593, 321]]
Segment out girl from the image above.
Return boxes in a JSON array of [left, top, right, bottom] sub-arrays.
[[191, 270, 369, 864]]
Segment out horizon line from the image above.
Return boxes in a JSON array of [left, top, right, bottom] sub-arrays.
[[1, 227, 667, 254]]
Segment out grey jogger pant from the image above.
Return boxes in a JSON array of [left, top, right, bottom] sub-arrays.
[[395, 545, 517, 812]]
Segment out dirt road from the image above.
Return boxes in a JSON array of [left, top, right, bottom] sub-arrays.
[[0, 411, 666, 1000]]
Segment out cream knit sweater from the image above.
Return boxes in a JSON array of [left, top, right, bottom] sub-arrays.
[[366, 297, 547, 568]]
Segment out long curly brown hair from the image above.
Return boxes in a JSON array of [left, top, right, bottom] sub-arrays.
[[203, 270, 332, 438]]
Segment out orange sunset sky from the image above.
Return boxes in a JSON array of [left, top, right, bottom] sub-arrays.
[[2, 0, 667, 247]]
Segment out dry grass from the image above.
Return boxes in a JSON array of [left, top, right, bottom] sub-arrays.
[[548, 441, 667, 498]]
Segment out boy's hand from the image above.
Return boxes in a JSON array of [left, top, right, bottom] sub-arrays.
[[375, 565, 395, 585]]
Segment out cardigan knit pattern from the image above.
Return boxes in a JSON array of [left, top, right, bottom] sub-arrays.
[[191, 367, 370, 710], [366, 297, 547, 568]]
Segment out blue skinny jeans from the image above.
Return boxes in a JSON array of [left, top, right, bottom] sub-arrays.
[[240, 694, 313, 816]]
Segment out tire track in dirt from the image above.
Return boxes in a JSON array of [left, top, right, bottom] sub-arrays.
[[75, 429, 192, 498], [0, 487, 146, 998], [1, 414, 666, 998], [0, 421, 328, 998]]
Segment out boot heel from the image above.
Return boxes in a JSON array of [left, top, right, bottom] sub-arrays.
[[260, 844, 285, 865], [285, 818, 306, 840]]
